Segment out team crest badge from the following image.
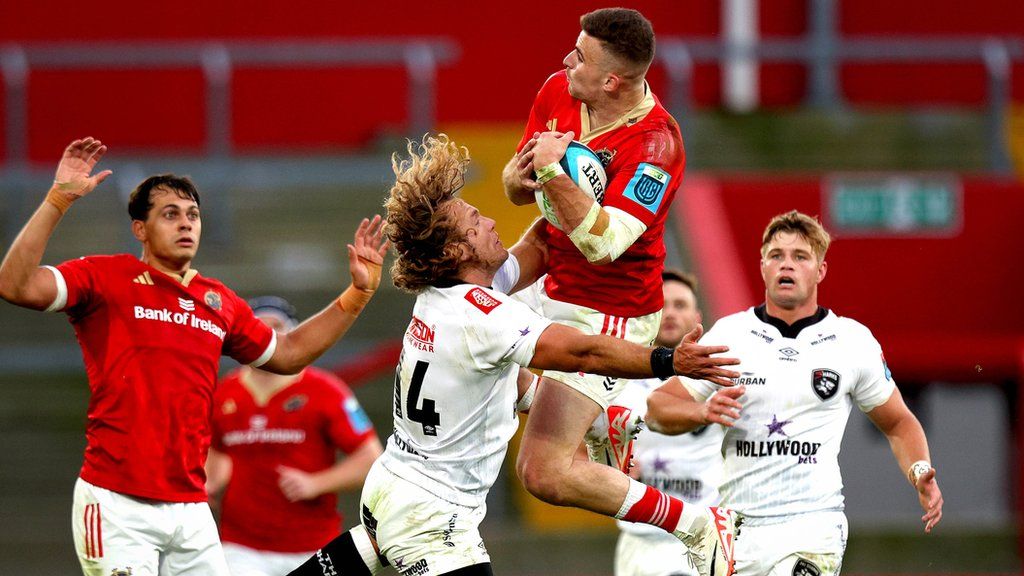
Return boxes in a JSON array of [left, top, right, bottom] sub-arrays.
[[593, 147, 616, 167], [793, 558, 821, 576], [222, 399, 236, 415], [111, 569, 133, 576], [204, 290, 222, 310], [283, 394, 308, 412], [811, 368, 841, 401]]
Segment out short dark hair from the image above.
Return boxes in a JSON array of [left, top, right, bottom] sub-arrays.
[[580, 8, 655, 73], [127, 174, 201, 221], [662, 268, 698, 297]]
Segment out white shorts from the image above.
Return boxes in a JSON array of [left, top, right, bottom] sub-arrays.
[[360, 461, 490, 574], [514, 278, 661, 409], [72, 477, 229, 576], [222, 542, 314, 576], [615, 529, 695, 576], [734, 511, 848, 576]]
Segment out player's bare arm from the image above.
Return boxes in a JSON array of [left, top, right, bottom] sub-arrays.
[[646, 378, 746, 435], [529, 322, 739, 382], [263, 216, 388, 374], [204, 447, 232, 508], [276, 435, 383, 502], [507, 217, 550, 293], [0, 138, 112, 310], [502, 132, 541, 205], [866, 387, 944, 533]]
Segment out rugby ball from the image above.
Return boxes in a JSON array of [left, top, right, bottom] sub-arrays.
[[535, 141, 607, 231]]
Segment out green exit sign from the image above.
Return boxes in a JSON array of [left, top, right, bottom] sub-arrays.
[[825, 175, 961, 236]]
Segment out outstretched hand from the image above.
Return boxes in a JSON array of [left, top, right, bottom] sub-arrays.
[[915, 468, 943, 533], [348, 215, 389, 292], [672, 324, 741, 386], [52, 137, 112, 201]]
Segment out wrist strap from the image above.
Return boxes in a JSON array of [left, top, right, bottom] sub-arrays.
[[907, 460, 932, 485], [45, 185, 75, 215], [650, 347, 675, 379], [535, 162, 565, 186], [335, 285, 374, 315]]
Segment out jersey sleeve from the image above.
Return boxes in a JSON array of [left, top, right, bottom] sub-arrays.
[[602, 128, 683, 226], [462, 288, 553, 370], [222, 289, 276, 367], [319, 373, 377, 453], [50, 256, 103, 314], [852, 330, 897, 412]]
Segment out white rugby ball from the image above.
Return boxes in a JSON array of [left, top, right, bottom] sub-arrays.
[[535, 141, 607, 231]]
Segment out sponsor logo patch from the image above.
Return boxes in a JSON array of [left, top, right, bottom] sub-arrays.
[[622, 163, 670, 214], [812, 368, 841, 400], [406, 316, 435, 352], [464, 287, 502, 314], [881, 352, 892, 381]]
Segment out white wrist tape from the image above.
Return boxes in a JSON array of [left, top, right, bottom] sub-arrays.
[[568, 205, 646, 263], [908, 460, 932, 484]]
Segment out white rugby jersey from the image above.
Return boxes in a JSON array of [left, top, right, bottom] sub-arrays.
[[379, 281, 552, 507], [615, 377, 725, 536], [683, 305, 895, 519]]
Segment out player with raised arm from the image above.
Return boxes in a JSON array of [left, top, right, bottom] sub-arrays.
[[207, 296, 384, 576], [0, 138, 388, 576], [286, 134, 740, 576], [646, 211, 944, 576]]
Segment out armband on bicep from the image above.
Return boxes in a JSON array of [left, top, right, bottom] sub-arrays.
[[567, 205, 647, 263]]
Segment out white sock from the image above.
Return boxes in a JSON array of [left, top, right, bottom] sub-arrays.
[[614, 477, 649, 519]]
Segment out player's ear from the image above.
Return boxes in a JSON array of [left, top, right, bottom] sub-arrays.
[[817, 259, 828, 283], [131, 219, 147, 242], [603, 72, 620, 93]]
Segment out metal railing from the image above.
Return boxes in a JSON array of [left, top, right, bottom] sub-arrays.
[[657, 35, 1023, 173], [0, 39, 460, 166]]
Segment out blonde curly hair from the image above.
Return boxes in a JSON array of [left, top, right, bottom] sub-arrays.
[[384, 134, 471, 293]]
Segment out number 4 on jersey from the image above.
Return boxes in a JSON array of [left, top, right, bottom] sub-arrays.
[[394, 358, 441, 436]]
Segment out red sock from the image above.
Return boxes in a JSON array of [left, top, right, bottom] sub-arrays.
[[621, 485, 683, 531]]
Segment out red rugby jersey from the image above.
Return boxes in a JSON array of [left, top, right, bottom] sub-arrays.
[[51, 254, 274, 502], [517, 71, 685, 317], [212, 367, 376, 552]]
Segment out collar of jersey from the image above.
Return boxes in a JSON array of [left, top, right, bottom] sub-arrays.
[[754, 304, 829, 339], [579, 81, 655, 144]]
